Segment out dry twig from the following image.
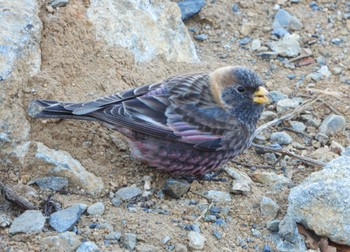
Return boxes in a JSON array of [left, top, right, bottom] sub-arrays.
[[0, 182, 37, 210]]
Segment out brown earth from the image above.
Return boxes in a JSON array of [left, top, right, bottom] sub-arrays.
[[1, 0, 350, 251]]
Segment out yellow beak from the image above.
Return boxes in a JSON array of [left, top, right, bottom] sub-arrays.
[[253, 86, 272, 104]]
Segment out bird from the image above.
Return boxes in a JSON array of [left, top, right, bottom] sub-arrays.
[[28, 66, 271, 176]]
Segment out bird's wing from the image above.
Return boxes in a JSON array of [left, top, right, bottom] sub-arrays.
[[87, 73, 245, 152]]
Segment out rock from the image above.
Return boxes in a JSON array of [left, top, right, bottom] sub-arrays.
[[105, 231, 122, 240], [276, 216, 306, 251], [331, 38, 343, 45], [177, 0, 206, 20], [86, 0, 199, 63], [213, 230, 222, 240], [0, 1, 41, 81], [257, 51, 279, 59], [111, 197, 123, 207], [123, 233, 137, 251], [250, 172, 292, 187], [263, 153, 278, 165], [203, 190, 231, 203], [342, 146, 350, 156], [174, 243, 188, 252], [272, 9, 303, 36], [9, 210, 45, 234], [34, 142, 104, 195], [41, 232, 81, 252], [49, 204, 86, 232], [276, 98, 301, 113], [287, 157, 350, 245], [29, 176, 68, 192], [290, 121, 306, 132], [270, 132, 292, 145], [224, 166, 252, 195], [194, 34, 208, 41], [0, 213, 11, 227], [188, 231, 206, 250], [318, 65, 331, 78], [115, 186, 143, 201], [238, 37, 252, 46], [319, 114, 347, 136], [162, 178, 191, 199], [251, 39, 261, 51], [267, 219, 280, 232], [260, 197, 280, 219], [0, 0, 41, 168], [76, 241, 99, 252], [270, 91, 288, 103], [87, 202, 105, 216], [306, 72, 323, 82], [49, 0, 69, 8], [269, 34, 301, 57]]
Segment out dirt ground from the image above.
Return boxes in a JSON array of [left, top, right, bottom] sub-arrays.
[[1, 0, 350, 251]]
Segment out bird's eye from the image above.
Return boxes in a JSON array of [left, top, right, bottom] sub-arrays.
[[237, 86, 245, 93]]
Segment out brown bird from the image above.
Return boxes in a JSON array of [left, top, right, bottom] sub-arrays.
[[28, 66, 271, 175]]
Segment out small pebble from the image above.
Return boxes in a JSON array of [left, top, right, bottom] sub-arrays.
[[260, 197, 280, 219], [239, 37, 252, 45], [76, 241, 99, 252], [188, 231, 206, 250], [111, 197, 122, 207], [162, 178, 191, 199], [270, 131, 292, 145], [49, 0, 69, 8], [123, 233, 137, 251], [194, 34, 208, 41], [115, 186, 143, 201], [174, 243, 188, 252], [290, 121, 306, 132], [87, 202, 105, 216], [213, 230, 222, 240], [331, 38, 342, 45], [287, 74, 296, 80], [267, 219, 280, 232], [9, 210, 45, 234], [319, 114, 347, 136]]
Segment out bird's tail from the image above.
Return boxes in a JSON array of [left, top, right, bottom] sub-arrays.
[[28, 99, 95, 121]]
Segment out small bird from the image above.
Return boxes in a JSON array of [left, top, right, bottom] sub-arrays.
[[29, 66, 271, 175]]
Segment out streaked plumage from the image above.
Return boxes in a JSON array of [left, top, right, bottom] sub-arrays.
[[28, 66, 271, 175]]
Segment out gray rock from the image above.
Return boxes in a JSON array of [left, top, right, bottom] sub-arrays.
[[286, 156, 350, 245], [0, 213, 11, 227], [194, 34, 208, 41], [49, 0, 69, 8], [111, 197, 123, 207], [315, 132, 329, 145], [267, 219, 280, 232], [238, 37, 252, 46], [270, 132, 292, 145], [115, 186, 143, 201], [123, 233, 137, 251], [174, 243, 188, 252], [270, 91, 288, 103], [87, 202, 105, 216], [307, 72, 323, 81], [105, 231, 122, 240], [251, 229, 262, 237], [41, 232, 81, 252], [34, 142, 104, 195], [188, 231, 206, 250], [9, 210, 45, 234], [269, 34, 301, 57], [272, 9, 303, 35], [162, 178, 191, 199], [224, 166, 252, 195], [260, 197, 280, 219], [290, 121, 306, 132], [276, 98, 301, 113], [263, 153, 278, 165], [29, 176, 68, 191], [86, 0, 199, 63], [342, 146, 350, 156], [0, 0, 41, 168], [76, 241, 99, 252], [177, 0, 206, 20], [319, 114, 347, 136], [49, 204, 86, 232], [203, 190, 231, 202], [251, 39, 261, 51], [318, 65, 331, 78]]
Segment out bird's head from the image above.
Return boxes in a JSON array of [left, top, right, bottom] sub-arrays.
[[209, 66, 271, 126]]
